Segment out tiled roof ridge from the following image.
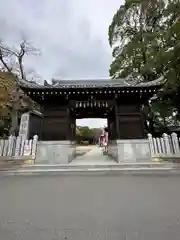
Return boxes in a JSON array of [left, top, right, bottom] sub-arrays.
[[18, 76, 164, 89]]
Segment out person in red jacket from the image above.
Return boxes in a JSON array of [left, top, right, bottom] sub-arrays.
[[103, 127, 108, 152]]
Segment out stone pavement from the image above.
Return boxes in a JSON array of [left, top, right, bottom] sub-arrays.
[[75, 145, 92, 157], [72, 146, 116, 165]]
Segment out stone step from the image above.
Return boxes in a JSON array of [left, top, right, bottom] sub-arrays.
[[0, 166, 179, 177], [0, 161, 177, 176], [11, 162, 174, 170]]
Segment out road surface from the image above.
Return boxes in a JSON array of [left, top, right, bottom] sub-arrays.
[[0, 174, 180, 239]]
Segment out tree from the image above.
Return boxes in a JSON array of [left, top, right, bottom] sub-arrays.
[[0, 71, 36, 136], [76, 126, 101, 144], [0, 37, 41, 136], [108, 0, 165, 81], [109, 0, 180, 83], [0, 38, 40, 80], [108, 0, 180, 131], [76, 126, 92, 142]]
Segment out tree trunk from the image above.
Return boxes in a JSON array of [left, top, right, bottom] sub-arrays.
[[19, 58, 26, 80]]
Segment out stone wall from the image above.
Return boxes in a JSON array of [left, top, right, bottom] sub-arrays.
[[35, 141, 76, 164], [109, 132, 180, 163], [116, 139, 151, 162], [108, 140, 118, 162]]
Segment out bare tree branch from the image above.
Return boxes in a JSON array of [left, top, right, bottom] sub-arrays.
[[0, 38, 40, 80], [0, 51, 12, 72], [0, 41, 13, 73]]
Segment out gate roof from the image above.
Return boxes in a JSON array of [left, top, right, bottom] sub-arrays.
[[18, 76, 163, 90]]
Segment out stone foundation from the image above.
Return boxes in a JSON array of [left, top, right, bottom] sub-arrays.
[[108, 140, 118, 162], [109, 139, 151, 163], [35, 141, 75, 164]]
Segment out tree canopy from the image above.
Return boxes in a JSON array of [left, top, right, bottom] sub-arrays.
[[109, 0, 180, 82], [76, 126, 101, 144], [108, 0, 180, 133]]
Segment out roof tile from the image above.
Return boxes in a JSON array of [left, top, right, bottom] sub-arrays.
[[19, 76, 163, 89]]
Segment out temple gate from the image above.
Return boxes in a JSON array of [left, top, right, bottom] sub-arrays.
[[18, 78, 161, 163]]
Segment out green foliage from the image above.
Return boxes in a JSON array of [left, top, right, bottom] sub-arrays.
[[109, 0, 180, 130], [76, 126, 101, 144], [109, 0, 167, 80], [76, 126, 92, 139], [109, 0, 180, 82]]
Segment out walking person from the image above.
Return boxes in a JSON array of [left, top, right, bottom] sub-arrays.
[[103, 126, 108, 153]]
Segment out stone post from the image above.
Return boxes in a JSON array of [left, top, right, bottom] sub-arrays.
[[156, 138, 162, 154], [171, 132, 180, 154], [160, 137, 166, 154], [24, 140, 32, 156], [163, 133, 171, 154], [15, 136, 22, 157], [0, 139, 4, 156], [7, 135, 16, 156], [20, 138, 25, 156], [153, 138, 158, 154], [147, 133, 154, 155], [3, 140, 9, 156], [32, 135, 38, 160], [19, 112, 30, 139]]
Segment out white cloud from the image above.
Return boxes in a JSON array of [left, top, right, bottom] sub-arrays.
[[0, 0, 123, 127]]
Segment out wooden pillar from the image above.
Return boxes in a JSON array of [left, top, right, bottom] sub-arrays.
[[107, 116, 112, 140], [69, 100, 76, 141], [113, 118, 117, 140], [69, 116, 76, 141], [108, 111, 116, 140]]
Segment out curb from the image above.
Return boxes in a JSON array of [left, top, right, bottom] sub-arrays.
[[0, 167, 179, 177], [21, 162, 174, 168]]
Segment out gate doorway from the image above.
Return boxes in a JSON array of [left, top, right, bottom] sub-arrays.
[[76, 118, 107, 145], [74, 118, 114, 164]]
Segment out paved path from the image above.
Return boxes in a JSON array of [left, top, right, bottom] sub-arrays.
[[72, 146, 115, 165], [0, 175, 180, 239]]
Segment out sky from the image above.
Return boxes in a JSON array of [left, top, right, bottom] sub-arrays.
[[0, 0, 123, 128]]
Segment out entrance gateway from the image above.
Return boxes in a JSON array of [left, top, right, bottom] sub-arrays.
[[19, 78, 161, 163]]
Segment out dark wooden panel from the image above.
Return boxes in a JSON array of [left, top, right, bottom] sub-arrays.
[[28, 113, 43, 140], [69, 117, 76, 141], [41, 103, 70, 140], [116, 105, 141, 114], [118, 114, 144, 139], [42, 118, 69, 124], [44, 109, 68, 117], [107, 114, 117, 140], [42, 117, 69, 141]]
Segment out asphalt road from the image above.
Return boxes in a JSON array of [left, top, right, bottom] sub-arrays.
[[0, 175, 180, 239]]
